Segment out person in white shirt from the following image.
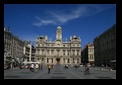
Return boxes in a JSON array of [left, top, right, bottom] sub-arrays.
[[84, 63, 90, 75], [30, 63, 34, 72], [35, 63, 39, 73]]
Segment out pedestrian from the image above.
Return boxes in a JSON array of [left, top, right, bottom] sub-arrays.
[[35, 63, 39, 73], [10, 63, 13, 69], [48, 65, 51, 74], [102, 64, 104, 70], [30, 63, 34, 72], [84, 63, 90, 75]]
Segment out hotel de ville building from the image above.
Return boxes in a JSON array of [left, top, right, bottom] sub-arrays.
[[36, 26, 81, 65]]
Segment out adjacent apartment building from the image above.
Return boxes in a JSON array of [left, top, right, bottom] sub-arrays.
[[23, 41, 36, 62], [4, 26, 36, 65], [81, 43, 94, 65], [4, 26, 24, 64]]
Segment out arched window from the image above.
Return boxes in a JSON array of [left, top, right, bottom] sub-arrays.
[[63, 50, 65, 55], [77, 58, 79, 63], [73, 58, 75, 63], [47, 58, 49, 63], [68, 58, 70, 63], [77, 50, 79, 55], [42, 58, 44, 61], [52, 58, 53, 63], [47, 50, 49, 54]]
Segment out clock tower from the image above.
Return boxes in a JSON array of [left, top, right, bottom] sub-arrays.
[[56, 26, 62, 41]]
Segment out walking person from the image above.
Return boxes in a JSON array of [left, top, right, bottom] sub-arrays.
[[84, 63, 90, 75], [30, 63, 34, 72], [35, 63, 39, 73], [10, 63, 13, 69], [48, 65, 51, 74]]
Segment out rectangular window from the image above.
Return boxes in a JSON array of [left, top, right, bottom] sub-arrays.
[[52, 58, 53, 63], [63, 50, 65, 55], [77, 59, 79, 63], [67, 51, 69, 55], [63, 51, 65, 55], [73, 58, 75, 63], [68, 59, 69, 63]]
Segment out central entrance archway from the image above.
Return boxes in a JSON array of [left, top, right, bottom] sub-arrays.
[[56, 58, 60, 64]]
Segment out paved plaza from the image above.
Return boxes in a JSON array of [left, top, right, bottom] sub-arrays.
[[4, 65, 116, 79]]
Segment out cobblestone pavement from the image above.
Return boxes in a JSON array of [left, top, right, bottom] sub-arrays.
[[4, 65, 116, 79]]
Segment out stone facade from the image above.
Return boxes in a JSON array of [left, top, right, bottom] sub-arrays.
[[36, 26, 81, 65], [4, 26, 24, 64], [81, 43, 94, 65]]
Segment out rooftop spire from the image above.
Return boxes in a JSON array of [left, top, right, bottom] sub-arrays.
[[57, 26, 62, 29]]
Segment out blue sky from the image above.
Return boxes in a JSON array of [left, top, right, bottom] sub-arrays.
[[4, 4, 116, 48]]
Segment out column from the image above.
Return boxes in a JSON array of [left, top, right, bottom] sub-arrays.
[[49, 58, 51, 64], [61, 58, 63, 65], [54, 58, 56, 64]]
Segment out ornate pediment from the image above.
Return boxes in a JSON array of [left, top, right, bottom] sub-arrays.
[[55, 40, 62, 47]]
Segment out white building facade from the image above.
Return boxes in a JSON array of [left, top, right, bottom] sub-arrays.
[[23, 41, 36, 62], [36, 26, 81, 65]]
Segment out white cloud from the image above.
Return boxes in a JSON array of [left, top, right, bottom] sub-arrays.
[[32, 4, 115, 27], [33, 16, 56, 26], [49, 7, 87, 24]]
